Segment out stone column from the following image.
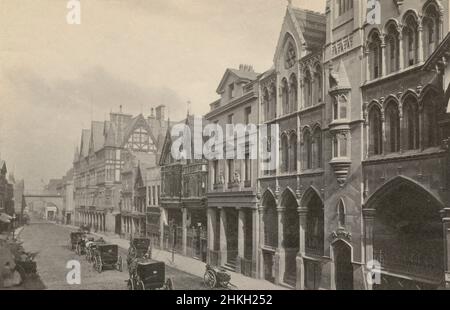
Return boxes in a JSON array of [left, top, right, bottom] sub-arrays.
[[182, 207, 188, 256], [365, 50, 370, 81], [296, 207, 308, 290], [274, 207, 285, 285], [237, 208, 245, 273], [418, 21, 424, 63], [252, 208, 260, 278], [219, 208, 227, 266], [441, 208, 450, 289], [258, 206, 265, 279], [363, 208, 376, 290], [160, 208, 166, 249], [207, 208, 217, 265], [381, 35, 386, 76], [398, 30, 404, 71]]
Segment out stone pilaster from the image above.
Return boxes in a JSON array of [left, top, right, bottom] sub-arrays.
[[296, 207, 308, 290]]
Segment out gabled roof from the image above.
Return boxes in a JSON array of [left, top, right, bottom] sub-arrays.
[[216, 68, 259, 94], [121, 114, 156, 148], [273, 5, 326, 64], [329, 60, 351, 93], [104, 122, 118, 147], [0, 160, 6, 175], [90, 121, 105, 153], [290, 7, 326, 51]]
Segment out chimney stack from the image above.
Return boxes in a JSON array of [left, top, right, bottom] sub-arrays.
[[155, 105, 166, 121]]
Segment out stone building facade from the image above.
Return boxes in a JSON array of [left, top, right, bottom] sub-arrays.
[[205, 65, 260, 277], [206, 0, 450, 290]]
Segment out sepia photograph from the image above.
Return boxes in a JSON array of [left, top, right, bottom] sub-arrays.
[[0, 0, 450, 296]]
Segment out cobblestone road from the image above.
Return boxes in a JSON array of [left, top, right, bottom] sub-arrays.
[[18, 222, 213, 290]]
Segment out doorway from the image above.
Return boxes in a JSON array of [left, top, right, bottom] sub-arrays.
[[334, 241, 354, 290]]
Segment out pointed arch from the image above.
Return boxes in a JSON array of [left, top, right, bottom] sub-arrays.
[[300, 185, 323, 209], [335, 198, 346, 229], [368, 104, 383, 156], [384, 20, 400, 73], [367, 29, 383, 79], [280, 132, 289, 173], [421, 86, 441, 148], [402, 93, 420, 150], [289, 131, 298, 172], [302, 186, 324, 256], [384, 97, 400, 153], [402, 11, 420, 67], [364, 175, 444, 210], [280, 187, 299, 209], [422, 1, 442, 59], [261, 187, 277, 206], [261, 188, 278, 248], [289, 73, 298, 112], [281, 78, 289, 115]]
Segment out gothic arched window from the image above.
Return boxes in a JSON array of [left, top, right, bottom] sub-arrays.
[[385, 101, 400, 153], [423, 4, 441, 59], [313, 66, 323, 103], [368, 31, 383, 79], [304, 69, 313, 108], [282, 78, 289, 115], [369, 105, 383, 156], [281, 134, 289, 173], [303, 129, 312, 170], [270, 84, 277, 120], [403, 14, 419, 67], [313, 127, 322, 169], [289, 74, 298, 113], [403, 96, 420, 150], [289, 132, 298, 173], [422, 91, 439, 148], [385, 23, 400, 73], [337, 200, 346, 228]]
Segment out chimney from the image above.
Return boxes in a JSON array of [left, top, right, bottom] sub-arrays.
[[155, 105, 166, 121], [239, 64, 254, 72]]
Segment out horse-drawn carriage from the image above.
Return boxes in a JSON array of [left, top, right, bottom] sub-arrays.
[[92, 243, 123, 273], [126, 237, 152, 270], [127, 258, 173, 290], [69, 232, 84, 251], [85, 237, 106, 263]]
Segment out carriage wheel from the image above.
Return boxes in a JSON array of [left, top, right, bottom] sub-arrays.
[[139, 280, 145, 291], [165, 277, 174, 290], [203, 270, 216, 288], [95, 257, 103, 273], [117, 256, 123, 272]]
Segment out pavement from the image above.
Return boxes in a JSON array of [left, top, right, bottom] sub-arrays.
[[63, 224, 288, 290]]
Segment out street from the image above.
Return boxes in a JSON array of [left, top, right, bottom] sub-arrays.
[[17, 221, 213, 290]]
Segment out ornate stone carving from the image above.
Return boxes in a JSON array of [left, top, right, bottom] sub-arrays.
[[330, 228, 352, 242]]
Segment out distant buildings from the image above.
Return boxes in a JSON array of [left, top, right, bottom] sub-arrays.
[[73, 105, 169, 233], [0, 160, 14, 232]]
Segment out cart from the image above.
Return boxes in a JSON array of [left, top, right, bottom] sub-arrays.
[[93, 244, 123, 273], [127, 258, 173, 290]]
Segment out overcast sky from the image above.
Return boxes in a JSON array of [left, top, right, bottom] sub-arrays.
[[0, 0, 326, 190]]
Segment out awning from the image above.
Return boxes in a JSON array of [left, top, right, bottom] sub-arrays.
[[0, 213, 13, 223]]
